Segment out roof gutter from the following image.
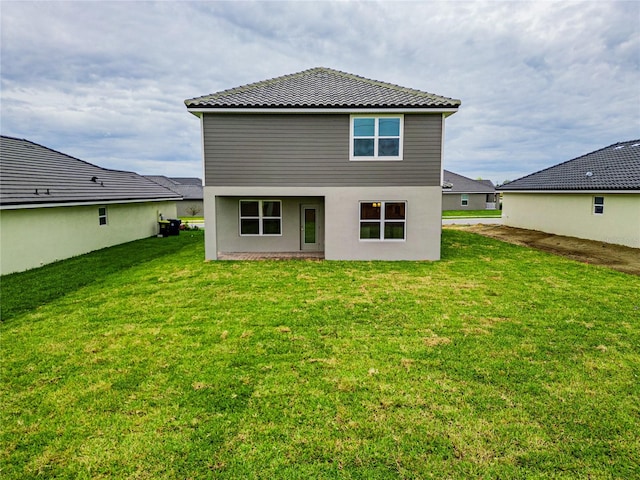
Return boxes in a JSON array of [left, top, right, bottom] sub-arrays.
[[498, 189, 640, 194], [0, 196, 183, 210]]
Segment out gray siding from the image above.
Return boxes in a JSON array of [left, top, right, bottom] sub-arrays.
[[203, 114, 442, 187], [442, 193, 493, 210]]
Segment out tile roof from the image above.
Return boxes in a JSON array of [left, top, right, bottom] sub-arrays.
[[499, 140, 640, 191], [145, 176, 203, 200], [442, 170, 496, 193], [185, 67, 461, 110], [169, 177, 202, 186], [0, 136, 182, 207]]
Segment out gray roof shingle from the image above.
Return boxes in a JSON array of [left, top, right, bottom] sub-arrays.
[[0, 136, 182, 207], [185, 67, 461, 110], [442, 170, 496, 193], [499, 140, 640, 191], [145, 176, 203, 200]]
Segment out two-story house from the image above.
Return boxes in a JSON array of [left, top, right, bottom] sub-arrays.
[[185, 67, 460, 260]]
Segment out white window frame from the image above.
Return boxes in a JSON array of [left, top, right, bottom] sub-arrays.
[[359, 201, 407, 241], [461, 194, 469, 207], [593, 196, 604, 215], [239, 200, 282, 236], [350, 114, 404, 161], [98, 206, 108, 226]]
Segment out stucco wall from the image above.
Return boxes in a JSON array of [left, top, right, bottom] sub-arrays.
[[0, 201, 177, 275], [502, 193, 640, 248], [216, 196, 324, 253], [205, 186, 442, 261]]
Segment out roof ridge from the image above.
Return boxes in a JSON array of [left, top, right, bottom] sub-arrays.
[[1, 135, 141, 177], [320, 67, 458, 102]]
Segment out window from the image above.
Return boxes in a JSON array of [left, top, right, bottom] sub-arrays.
[[360, 201, 406, 241], [461, 194, 469, 206], [98, 206, 107, 226], [593, 196, 604, 215], [350, 116, 403, 160], [240, 200, 282, 235]]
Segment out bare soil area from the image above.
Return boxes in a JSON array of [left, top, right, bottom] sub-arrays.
[[450, 224, 640, 276]]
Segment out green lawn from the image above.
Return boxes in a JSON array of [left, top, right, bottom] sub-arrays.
[[443, 210, 502, 218], [2, 230, 639, 479]]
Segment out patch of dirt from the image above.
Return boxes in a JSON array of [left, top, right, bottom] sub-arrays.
[[449, 224, 640, 276]]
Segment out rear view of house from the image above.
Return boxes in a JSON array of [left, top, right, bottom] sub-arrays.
[[185, 67, 460, 260], [0, 136, 181, 275], [499, 140, 640, 248]]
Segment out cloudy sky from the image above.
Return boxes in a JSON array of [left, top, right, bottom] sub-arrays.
[[1, 1, 639, 184]]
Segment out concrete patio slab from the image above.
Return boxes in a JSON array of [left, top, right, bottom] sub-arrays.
[[217, 252, 325, 260]]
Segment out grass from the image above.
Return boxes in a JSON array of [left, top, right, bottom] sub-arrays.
[[2, 230, 639, 479], [443, 209, 502, 218]]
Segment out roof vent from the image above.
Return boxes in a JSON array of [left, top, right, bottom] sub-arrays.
[[91, 176, 98, 182], [585, 171, 593, 177]]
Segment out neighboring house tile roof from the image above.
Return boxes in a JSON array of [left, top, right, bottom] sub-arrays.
[[169, 177, 203, 186], [499, 140, 640, 191], [0, 136, 182, 207], [185, 67, 461, 109], [145, 176, 203, 200], [442, 170, 496, 193]]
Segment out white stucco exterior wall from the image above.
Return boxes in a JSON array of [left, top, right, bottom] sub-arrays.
[[502, 192, 640, 248], [0, 201, 177, 275], [204, 186, 442, 261]]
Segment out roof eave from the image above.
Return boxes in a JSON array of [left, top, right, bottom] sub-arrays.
[[186, 105, 459, 115], [498, 188, 640, 194], [0, 196, 182, 210]]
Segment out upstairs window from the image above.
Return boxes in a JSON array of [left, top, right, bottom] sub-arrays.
[[360, 201, 406, 241], [593, 196, 604, 215], [240, 200, 282, 236], [350, 116, 403, 160], [98, 206, 108, 226]]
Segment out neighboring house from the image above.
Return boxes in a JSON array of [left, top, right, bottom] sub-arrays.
[[0, 136, 181, 275], [499, 140, 640, 248], [145, 176, 203, 217], [442, 170, 498, 210], [185, 67, 460, 260]]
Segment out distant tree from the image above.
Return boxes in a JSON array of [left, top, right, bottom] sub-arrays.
[[187, 205, 202, 217]]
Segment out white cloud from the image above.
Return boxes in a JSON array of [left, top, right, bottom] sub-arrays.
[[1, 0, 638, 183]]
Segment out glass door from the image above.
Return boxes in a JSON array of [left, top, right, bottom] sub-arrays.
[[300, 205, 321, 251]]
